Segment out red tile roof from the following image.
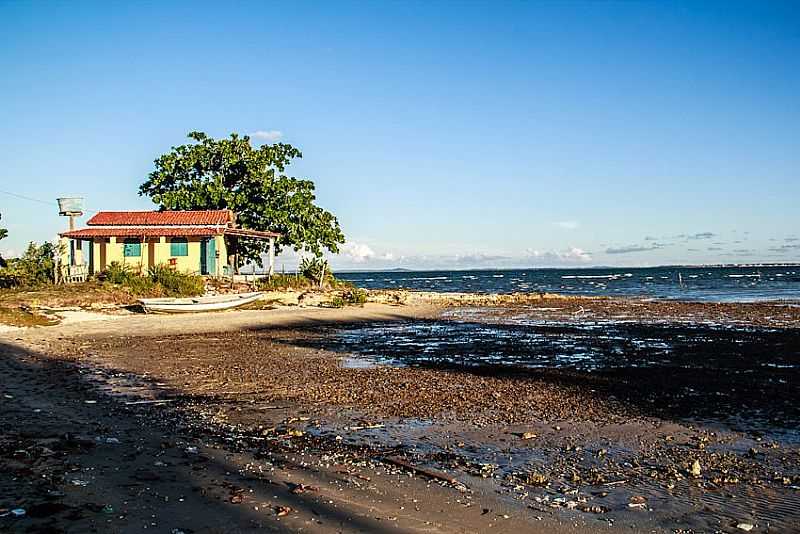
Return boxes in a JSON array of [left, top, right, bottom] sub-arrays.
[[62, 210, 281, 240], [60, 227, 219, 239], [87, 210, 233, 226]]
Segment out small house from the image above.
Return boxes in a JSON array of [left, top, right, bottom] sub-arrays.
[[58, 209, 279, 279]]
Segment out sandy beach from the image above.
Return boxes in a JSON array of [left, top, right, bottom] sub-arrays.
[[1, 297, 799, 533]]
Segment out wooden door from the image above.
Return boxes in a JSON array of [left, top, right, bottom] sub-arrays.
[[200, 238, 216, 275], [148, 241, 156, 269], [206, 237, 216, 275]]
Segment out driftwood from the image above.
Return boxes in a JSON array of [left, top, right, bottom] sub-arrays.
[[124, 399, 177, 406], [382, 456, 466, 488]]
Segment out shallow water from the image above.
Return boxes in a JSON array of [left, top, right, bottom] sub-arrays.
[[315, 310, 800, 530], [320, 315, 800, 443], [338, 266, 800, 302]]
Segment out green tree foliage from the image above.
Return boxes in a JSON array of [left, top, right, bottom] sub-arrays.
[[139, 132, 345, 266], [2, 242, 58, 287], [0, 212, 7, 268]]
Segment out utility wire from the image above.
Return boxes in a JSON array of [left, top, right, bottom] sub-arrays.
[[0, 189, 100, 214], [0, 189, 58, 206]]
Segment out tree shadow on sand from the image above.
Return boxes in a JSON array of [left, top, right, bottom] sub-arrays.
[[0, 340, 454, 534]]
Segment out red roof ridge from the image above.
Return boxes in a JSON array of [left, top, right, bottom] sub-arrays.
[[87, 210, 234, 226]]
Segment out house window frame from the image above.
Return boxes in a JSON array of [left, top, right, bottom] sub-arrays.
[[170, 237, 189, 257], [123, 238, 141, 257]]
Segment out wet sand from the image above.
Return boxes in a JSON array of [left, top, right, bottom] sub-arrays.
[[2, 298, 799, 532]]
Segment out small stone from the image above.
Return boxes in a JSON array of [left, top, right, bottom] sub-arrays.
[[736, 523, 754, 531], [690, 460, 702, 477], [525, 472, 548, 486], [520, 432, 537, 440]]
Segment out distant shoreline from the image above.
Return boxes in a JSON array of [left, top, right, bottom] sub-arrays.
[[333, 262, 800, 274]]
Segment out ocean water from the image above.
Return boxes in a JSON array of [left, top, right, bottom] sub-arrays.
[[337, 265, 800, 302]]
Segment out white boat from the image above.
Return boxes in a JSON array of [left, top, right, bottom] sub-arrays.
[[139, 291, 263, 314]]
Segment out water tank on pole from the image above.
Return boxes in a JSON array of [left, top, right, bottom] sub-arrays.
[[57, 197, 84, 216]]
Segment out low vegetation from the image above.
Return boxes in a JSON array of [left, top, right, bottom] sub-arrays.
[[100, 262, 205, 297], [258, 257, 346, 291], [299, 257, 331, 284], [256, 273, 322, 291], [0, 242, 58, 289], [252, 258, 368, 307], [0, 282, 137, 310], [0, 306, 59, 327], [329, 287, 368, 308]]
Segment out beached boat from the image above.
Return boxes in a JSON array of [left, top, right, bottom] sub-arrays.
[[139, 292, 263, 314]]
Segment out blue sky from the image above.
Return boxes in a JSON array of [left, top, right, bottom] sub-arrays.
[[1, 1, 798, 270]]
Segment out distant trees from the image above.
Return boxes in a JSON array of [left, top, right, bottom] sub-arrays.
[[13, 242, 57, 285], [0, 240, 57, 288], [139, 132, 345, 268], [0, 213, 7, 268]]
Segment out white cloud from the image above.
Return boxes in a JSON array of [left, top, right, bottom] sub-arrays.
[[251, 130, 283, 142], [340, 241, 376, 263], [332, 245, 593, 269], [605, 244, 657, 254], [525, 247, 592, 264], [554, 220, 580, 230]]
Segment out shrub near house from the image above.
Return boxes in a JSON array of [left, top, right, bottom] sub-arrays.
[[102, 262, 205, 297]]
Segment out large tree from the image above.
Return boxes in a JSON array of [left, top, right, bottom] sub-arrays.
[[139, 132, 344, 268]]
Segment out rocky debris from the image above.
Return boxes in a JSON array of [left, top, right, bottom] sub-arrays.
[[8, 293, 800, 533], [690, 459, 702, 477], [366, 290, 587, 308]]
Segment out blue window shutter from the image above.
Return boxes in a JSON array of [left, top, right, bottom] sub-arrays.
[[123, 239, 141, 257], [170, 238, 188, 256]]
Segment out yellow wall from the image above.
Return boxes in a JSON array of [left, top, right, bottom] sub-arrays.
[[62, 234, 228, 277], [107, 237, 131, 269], [150, 237, 204, 274], [215, 234, 227, 276]]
